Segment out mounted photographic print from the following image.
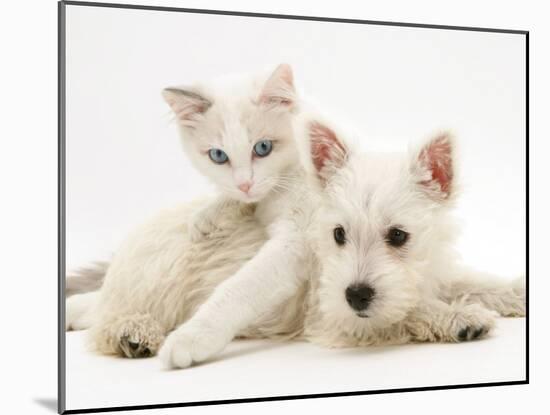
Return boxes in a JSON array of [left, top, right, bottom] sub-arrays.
[[59, 1, 528, 413]]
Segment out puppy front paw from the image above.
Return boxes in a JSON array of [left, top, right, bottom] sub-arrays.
[[159, 323, 231, 369], [451, 304, 496, 342]]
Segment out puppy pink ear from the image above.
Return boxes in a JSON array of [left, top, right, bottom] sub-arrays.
[[308, 121, 348, 186], [162, 87, 212, 127], [410, 132, 454, 200], [258, 64, 295, 108]]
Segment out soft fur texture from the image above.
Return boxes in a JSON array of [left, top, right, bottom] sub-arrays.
[[67, 113, 525, 368]]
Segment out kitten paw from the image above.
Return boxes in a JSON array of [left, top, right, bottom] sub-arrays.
[[66, 293, 96, 331], [159, 323, 230, 369], [451, 304, 496, 342], [187, 215, 217, 243]]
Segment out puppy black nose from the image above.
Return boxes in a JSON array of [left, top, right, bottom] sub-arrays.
[[345, 284, 375, 312]]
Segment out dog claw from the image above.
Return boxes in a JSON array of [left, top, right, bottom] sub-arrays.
[[472, 328, 484, 339], [457, 325, 488, 342], [458, 328, 469, 341], [120, 336, 155, 358]]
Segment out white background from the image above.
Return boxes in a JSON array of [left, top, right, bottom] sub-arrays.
[[0, 0, 546, 415], [64, 4, 527, 411]]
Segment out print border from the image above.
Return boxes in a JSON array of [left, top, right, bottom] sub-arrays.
[[57, 1, 529, 413]]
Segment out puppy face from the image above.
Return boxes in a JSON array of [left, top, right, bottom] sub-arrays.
[[302, 119, 456, 338]]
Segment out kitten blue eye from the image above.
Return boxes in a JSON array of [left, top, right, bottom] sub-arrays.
[[208, 148, 229, 164], [253, 140, 273, 157]]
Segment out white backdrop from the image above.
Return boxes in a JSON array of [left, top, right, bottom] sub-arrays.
[[66, 5, 526, 279], [63, 4, 528, 410], [2, 0, 545, 415]]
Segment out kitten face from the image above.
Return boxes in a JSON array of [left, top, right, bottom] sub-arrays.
[[302, 118, 456, 335], [163, 64, 298, 203], [181, 97, 296, 203]]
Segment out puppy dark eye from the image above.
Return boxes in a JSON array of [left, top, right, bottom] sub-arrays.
[[333, 226, 346, 246], [386, 227, 409, 247]]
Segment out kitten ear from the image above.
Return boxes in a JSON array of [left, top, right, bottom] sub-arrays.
[[162, 87, 212, 127], [303, 119, 349, 187], [258, 64, 296, 108], [409, 132, 455, 200]]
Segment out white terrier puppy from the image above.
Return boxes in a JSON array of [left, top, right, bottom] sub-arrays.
[[297, 117, 525, 347]]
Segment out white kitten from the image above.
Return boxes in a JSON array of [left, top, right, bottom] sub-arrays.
[[157, 65, 317, 368]]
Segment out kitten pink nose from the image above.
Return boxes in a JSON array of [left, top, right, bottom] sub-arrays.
[[238, 181, 253, 194]]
